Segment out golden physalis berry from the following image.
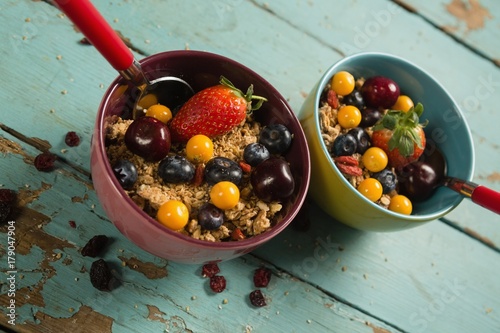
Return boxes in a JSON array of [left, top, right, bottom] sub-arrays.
[[156, 200, 189, 230], [146, 104, 173, 124], [210, 181, 240, 210], [186, 134, 214, 163], [138, 93, 158, 110], [391, 95, 414, 112], [331, 71, 355, 96], [389, 194, 413, 215]]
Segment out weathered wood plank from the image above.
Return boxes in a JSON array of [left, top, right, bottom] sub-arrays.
[[397, 0, 500, 64], [0, 134, 404, 332]]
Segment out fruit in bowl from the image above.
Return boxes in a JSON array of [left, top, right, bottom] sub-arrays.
[[299, 52, 474, 232], [91, 50, 310, 263]]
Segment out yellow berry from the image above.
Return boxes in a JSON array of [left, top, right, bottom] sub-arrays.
[[331, 71, 355, 96], [186, 134, 214, 163], [357, 178, 383, 202], [337, 105, 361, 129], [210, 181, 240, 210], [362, 147, 388, 172], [391, 95, 414, 112], [146, 104, 172, 123], [138, 93, 158, 109], [389, 194, 413, 215], [156, 200, 189, 230]]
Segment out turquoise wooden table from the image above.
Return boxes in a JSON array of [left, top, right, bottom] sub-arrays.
[[1, 1, 500, 332]]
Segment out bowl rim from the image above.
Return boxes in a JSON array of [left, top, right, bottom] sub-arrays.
[[95, 50, 311, 250], [312, 51, 475, 221]]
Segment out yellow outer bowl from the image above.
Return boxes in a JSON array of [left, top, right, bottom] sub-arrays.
[[298, 52, 474, 232]]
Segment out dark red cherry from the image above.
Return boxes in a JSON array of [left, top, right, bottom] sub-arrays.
[[124, 116, 171, 162], [398, 161, 439, 202], [251, 157, 295, 202], [361, 76, 400, 108]]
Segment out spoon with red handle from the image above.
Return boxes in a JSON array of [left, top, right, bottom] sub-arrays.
[[53, 0, 193, 114]]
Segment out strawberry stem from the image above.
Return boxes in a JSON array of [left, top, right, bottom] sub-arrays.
[[219, 76, 267, 112], [373, 103, 426, 157]]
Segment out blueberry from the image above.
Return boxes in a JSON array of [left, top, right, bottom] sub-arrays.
[[198, 203, 224, 230], [259, 124, 292, 154], [112, 159, 138, 189], [360, 107, 382, 127], [343, 90, 365, 109], [243, 143, 270, 166], [373, 169, 397, 193], [331, 134, 357, 156], [158, 155, 195, 183], [205, 157, 242, 185], [348, 127, 371, 154]]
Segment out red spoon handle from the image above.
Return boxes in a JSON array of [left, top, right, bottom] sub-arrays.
[[471, 185, 500, 215], [54, 0, 134, 71]]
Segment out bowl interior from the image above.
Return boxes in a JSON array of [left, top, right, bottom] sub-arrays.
[[315, 52, 474, 218], [96, 50, 310, 250]]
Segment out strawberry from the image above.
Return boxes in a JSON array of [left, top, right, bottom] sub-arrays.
[[371, 103, 427, 169], [169, 76, 267, 142]]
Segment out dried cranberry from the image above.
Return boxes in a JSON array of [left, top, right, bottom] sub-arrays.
[[209, 275, 226, 293], [65, 131, 80, 147], [253, 267, 272, 288], [34, 151, 56, 172], [0, 189, 17, 223], [68, 220, 77, 228], [90, 259, 113, 291], [249, 290, 266, 307], [81, 235, 109, 257], [201, 263, 220, 278]]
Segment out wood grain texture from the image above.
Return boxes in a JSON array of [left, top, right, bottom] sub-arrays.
[[1, 0, 500, 332]]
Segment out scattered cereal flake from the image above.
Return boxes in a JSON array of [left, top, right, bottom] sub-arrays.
[[25, 18, 31, 22], [245, 325, 253, 333], [186, 306, 190, 312], [57, 13, 65, 18], [19, 274, 24, 279], [22, 36, 28, 40], [99, 83, 105, 89], [68, 307, 74, 313], [363, 273, 368, 280], [217, 304, 222, 310], [306, 319, 312, 324], [185, 43, 190, 50], [191, 296, 197, 300], [56, 55, 62, 60], [113, 18, 119, 23], [284, 291, 289, 296], [75, 277, 79, 282], [145, 39, 150, 44], [61, 149, 68, 154], [50, 108, 55, 113], [61, 90, 68, 95], [55, 252, 63, 259], [486, 308, 493, 314], [341, 266, 347, 272], [222, 299, 228, 304]]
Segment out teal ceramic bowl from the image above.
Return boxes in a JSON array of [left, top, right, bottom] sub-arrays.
[[299, 52, 474, 232]]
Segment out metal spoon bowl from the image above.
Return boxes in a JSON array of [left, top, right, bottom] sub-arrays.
[[421, 146, 500, 215], [54, 0, 194, 114]]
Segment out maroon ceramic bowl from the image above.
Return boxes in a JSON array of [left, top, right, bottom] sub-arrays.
[[91, 50, 310, 264]]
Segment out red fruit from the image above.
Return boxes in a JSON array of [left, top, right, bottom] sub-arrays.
[[169, 76, 267, 142], [201, 263, 220, 278], [371, 103, 427, 169], [124, 116, 171, 162], [361, 76, 400, 108], [209, 275, 226, 293], [253, 267, 272, 288]]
